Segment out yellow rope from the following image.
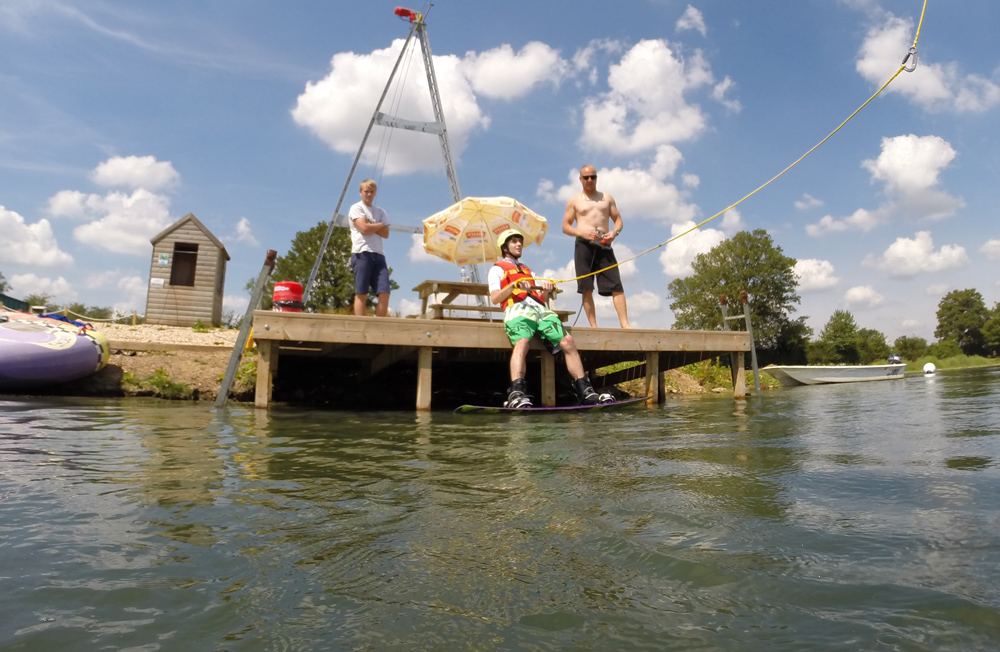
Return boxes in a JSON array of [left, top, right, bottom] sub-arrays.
[[545, 0, 930, 286]]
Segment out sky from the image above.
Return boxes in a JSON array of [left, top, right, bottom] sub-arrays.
[[2, 0, 998, 342]]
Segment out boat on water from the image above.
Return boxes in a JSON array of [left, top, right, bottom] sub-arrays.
[[0, 310, 110, 390], [762, 360, 907, 386]]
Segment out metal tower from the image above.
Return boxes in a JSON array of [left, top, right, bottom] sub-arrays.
[[303, 7, 470, 304]]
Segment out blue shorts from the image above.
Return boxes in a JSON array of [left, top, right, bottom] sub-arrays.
[[351, 252, 391, 295]]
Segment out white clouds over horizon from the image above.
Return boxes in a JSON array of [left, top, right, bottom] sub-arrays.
[[845, 285, 884, 308], [794, 259, 840, 291], [91, 155, 180, 190], [856, 14, 1000, 114], [807, 134, 963, 235], [864, 230, 967, 278], [0, 205, 74, 267]]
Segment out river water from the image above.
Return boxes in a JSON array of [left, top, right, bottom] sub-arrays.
[[2, 368, 999, 651]]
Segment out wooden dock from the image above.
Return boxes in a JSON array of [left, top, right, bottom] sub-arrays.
[[250, 311, 752, 410]]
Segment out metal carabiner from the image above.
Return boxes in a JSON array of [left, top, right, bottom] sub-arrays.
[[901, 46, 918, 73]]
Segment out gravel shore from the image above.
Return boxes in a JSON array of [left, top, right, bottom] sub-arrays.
[[99, 323, 240, 348]]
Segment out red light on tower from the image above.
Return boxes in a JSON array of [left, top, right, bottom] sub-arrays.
[[394, 7, 416, 22]]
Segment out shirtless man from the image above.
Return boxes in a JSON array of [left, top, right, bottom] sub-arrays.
[[562, 165, 631, 328]]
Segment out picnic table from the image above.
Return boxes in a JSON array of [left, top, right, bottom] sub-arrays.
[[412, 280, 573, 322]]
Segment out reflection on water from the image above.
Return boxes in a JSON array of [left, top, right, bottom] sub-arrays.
[[2, 369, 1000, 650]]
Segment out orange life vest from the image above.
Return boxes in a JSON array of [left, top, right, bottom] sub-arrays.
[[495, 259, 546, 309]]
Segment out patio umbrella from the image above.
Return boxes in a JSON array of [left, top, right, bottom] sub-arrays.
[[422, 196, 548, 266]]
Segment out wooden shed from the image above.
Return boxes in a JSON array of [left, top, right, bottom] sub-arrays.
[[145, 213, 230, 327]]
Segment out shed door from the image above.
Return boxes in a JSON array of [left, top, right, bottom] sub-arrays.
[[170, 243, 199, 286]]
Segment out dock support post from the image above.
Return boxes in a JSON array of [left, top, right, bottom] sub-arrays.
[[416, 346, 433, 411], [657, 358, 666, 404], [541, 353, 556, 407], [644, 351, 659, 407], [733, 352, 747, 399], [255, 340, 275, 409]]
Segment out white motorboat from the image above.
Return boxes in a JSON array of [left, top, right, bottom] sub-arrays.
[[762, 362, 907, 386]]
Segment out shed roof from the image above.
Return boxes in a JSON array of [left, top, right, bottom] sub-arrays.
[[150, 213, 231, 261]]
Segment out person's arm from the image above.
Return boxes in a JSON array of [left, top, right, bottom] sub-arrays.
[[602, 195, 624, 245], [352, 217, 386, 236]]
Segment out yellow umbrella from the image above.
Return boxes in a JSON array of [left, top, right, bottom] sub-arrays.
[[422, 196, 548, 265]]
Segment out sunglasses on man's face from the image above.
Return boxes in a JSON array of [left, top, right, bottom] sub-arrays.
[[580, 175, 597, 180]]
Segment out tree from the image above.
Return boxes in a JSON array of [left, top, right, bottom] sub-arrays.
[[23, 293, 52, 309], [893, 335, 928, 361], [857, 328, 890, 364], [982, 301, 1000, 357], [815, 309, 860, 364], [66, 303, 114, 320], [934, 289, 988, 355], [667, 229, 810, 364], [0, 271, 8, 294], [246, 222, 398, 313]]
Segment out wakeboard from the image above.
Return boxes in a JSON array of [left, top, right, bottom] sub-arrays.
[[454, 395, 648, 414]]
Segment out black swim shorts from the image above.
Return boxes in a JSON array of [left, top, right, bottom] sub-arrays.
[[575, 238, 624, 296]]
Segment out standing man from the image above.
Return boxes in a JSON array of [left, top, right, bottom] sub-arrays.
[[562, 165, 631, 328], [349, 179, 392, 317], [489, 228, 613, 408]]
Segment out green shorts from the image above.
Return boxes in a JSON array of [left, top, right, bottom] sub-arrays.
[[504, 302, 566, 352]]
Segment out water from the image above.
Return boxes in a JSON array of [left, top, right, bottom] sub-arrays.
[[2, 369, 999, 651]]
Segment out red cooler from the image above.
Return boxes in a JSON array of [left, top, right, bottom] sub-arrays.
[[272, 281, 304, 312]]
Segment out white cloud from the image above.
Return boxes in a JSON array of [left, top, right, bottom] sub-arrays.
[[233, 217, 258, 246], [580, 39, 715, 155], [676, 5, 707, 36], [807, 135, 962, 235], [712, 77, 741, 112], [541, 165, 698, 224], [925, 283, 949, 296], [292, 39, 500, 175], [980, 239, 1000, 260], [9, 273, 76, 303], [91, 155, 180, 190], [397, 298, 423, 317], [795, 193, 823, 210], [856, 14, 1000, 113], [0, 205, 74, 267], [862, 134, 956, 194], [64, 189, 174, 255], [460, 42, 570, 100], [659, 220, 725, 278], [222, 294, 250, 316], [589, 289, 661, 326], [901, 319, 921, 330], [844, 285, 884, 308], [794, 259, 840, 291], [720, 208, 743, 234], [113, 275, 147, 315], [682, 174, 700, 188], [864, 231, 968, 278]]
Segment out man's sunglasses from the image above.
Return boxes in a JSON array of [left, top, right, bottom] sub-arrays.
[[580, 174, 597, 180]]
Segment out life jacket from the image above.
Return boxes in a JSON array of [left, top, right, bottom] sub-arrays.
[[494, 259, 546, 309]]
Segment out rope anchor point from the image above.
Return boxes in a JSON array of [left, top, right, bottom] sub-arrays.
[[902, 46, 918, 73]]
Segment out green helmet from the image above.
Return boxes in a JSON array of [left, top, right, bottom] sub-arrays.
[[496, 228, 524, 252]]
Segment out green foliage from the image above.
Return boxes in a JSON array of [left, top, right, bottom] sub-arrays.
[[246, 221, 399, 313], [982, 301, 1000, 357], [934, 289, 988, 355], [815, 310, 860, 364], [192, 319, 210, 333], [65, 303, 113, 320], [122, 368, 193, 399], [857, 328, 890, 365], [906, 354, 998, 372], [927, 339, 963, 359], [893, 335, 928, 361], [667, 229, 810, 365], [0, 271, 8, 294], [805, 340, 839, 365], [23, 293, 52, 309]]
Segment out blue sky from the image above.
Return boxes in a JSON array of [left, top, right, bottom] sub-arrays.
[[2, 0, 998, 341]]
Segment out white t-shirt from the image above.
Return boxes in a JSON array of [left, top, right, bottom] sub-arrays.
[[348, 201, 390, 255], [487, 260, 546, 310]]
